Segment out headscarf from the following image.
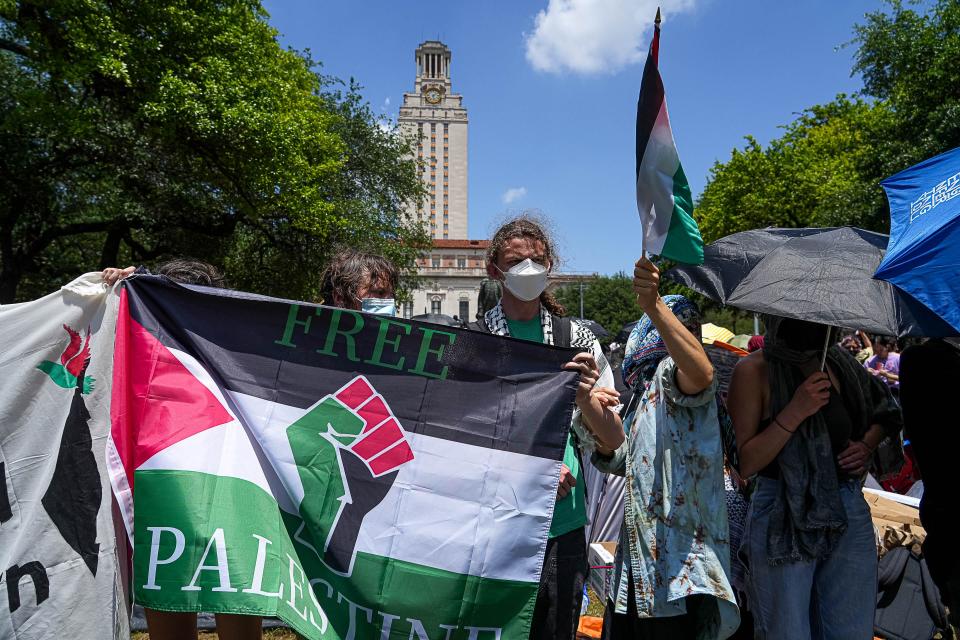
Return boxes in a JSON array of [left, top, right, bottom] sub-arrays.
[[747, 335, 765, 353], [622, 295, 701, 390], [761, 315, 902, 565]]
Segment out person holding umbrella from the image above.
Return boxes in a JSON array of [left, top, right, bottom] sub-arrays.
[[727, 317, 902, 639]]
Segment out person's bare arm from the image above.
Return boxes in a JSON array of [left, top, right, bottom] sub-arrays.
[[633, 257, 713, 394], [563, 353, 625, 455], [729, 354, 831, 477]]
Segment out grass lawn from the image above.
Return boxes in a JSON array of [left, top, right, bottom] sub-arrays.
[[130, 589, 608, 638]]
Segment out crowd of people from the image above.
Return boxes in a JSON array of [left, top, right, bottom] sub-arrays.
[[95, 213, 956, 640]]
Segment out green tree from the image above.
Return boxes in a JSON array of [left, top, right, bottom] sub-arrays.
[[853, 0, 960, 165], [0, 0, 427, 302], [555, 273, 758, 344], [554, 274, 644, 342], [696, 97, 896, 242], [695, 0, 960, 244]]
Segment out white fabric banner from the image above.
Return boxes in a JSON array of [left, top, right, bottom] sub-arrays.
[[0, 274, 128, 639]]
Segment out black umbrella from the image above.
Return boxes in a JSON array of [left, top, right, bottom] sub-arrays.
[[663, 227, 957, 338], [411, 313, 462, 327], [616, 320, 638, 345], [579, 319, 610, 339]]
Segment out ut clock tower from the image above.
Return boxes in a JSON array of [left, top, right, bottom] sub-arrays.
[[398, 41, 468, 240]]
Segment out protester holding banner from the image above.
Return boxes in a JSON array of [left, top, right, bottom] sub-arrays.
[[592, 258, 739, 639], [318, 249, 398, 314], [728, 318, 901, 639], [471, 214, 624, 640], [121, 260, 265, 640]]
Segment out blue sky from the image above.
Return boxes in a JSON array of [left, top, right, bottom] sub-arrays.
[[262, 0, 891, 275]]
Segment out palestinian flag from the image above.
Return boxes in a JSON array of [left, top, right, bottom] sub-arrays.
[[107, 276, 577, 639], [636, 9, 704, 265]]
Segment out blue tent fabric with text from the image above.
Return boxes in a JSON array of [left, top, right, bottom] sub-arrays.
[[875, 146, 960, 334]]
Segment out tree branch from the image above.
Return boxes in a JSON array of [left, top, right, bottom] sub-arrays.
[[0, 38, 33, 59], [28, 220, 115, 257], [122, 231, 168, 261]]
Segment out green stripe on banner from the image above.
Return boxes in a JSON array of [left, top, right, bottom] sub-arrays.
[[133, 470, 536, 639], [660, 163, 704, 265]]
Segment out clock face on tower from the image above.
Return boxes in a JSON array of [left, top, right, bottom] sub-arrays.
[[424, 87, 443, 105]]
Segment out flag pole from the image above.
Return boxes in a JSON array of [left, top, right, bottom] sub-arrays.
[[639, 7, 661, 261]]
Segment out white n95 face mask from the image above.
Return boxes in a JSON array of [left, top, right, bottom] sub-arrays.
[[498, 259, 548, 302], [360, 298, 396, 316]]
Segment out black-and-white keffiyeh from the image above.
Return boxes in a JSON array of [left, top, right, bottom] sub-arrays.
[[483, 302, 596, 348]]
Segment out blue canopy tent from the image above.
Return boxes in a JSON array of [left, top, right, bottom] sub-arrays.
[[875, 147, 960, 334]]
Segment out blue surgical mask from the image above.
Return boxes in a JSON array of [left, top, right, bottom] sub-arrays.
[[361, 298, 396, 316]]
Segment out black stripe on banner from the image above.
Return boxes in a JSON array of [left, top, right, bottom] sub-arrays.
[[636, 27, 665, 180], [121, 276, 578, 461]]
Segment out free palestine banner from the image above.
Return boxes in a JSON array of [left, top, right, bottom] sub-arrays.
[[108, 275, 580, 639], [0, 275, 128, 639]]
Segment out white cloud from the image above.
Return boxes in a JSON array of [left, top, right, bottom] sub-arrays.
[[502, 187, 528, 204], [524, 0, 696, 75], [377, 96, 395, 134]]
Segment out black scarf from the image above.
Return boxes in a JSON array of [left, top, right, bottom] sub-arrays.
[[762, 316, 900, 565]]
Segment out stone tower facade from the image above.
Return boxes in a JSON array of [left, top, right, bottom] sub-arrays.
[[398, 41, 468, 240]]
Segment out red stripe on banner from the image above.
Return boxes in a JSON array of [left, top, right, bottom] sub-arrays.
[[356, 395, 390, 432], [351, 418, 404, 460], [110, 289, 233, 490], [369, 440, 415, 476]]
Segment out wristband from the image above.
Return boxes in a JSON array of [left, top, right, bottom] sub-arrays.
[[773, 417, 795, 434]]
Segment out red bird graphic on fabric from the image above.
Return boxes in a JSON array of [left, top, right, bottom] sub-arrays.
[[35, 323, 102, 575], [61, 325, 92, 377], [37, 325, 95, 393]]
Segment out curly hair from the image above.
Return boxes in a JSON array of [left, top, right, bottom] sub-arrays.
[[487, 214, 565, 316], [319, 249, 398, 306], [154, 259, 226, 289]]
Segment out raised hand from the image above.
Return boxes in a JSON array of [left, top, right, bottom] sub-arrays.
[[633, 257, 661, 313]]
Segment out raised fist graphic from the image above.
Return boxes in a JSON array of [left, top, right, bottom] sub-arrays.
[[286, 377, 414, 575]]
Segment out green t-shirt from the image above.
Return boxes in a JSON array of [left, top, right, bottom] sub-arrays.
[[505, 316, 587, 539]]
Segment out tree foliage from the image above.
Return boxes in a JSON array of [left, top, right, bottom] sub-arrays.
[[554, 274, 645, 343], [696, 98, 896, 242], [695, 0, 960, 244], [0, 0, 427, 302], [556, 273, 758, 344]]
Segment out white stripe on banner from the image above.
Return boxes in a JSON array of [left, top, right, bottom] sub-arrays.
[[637, 100, 680, 255], [138, 383, 558, 584]]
